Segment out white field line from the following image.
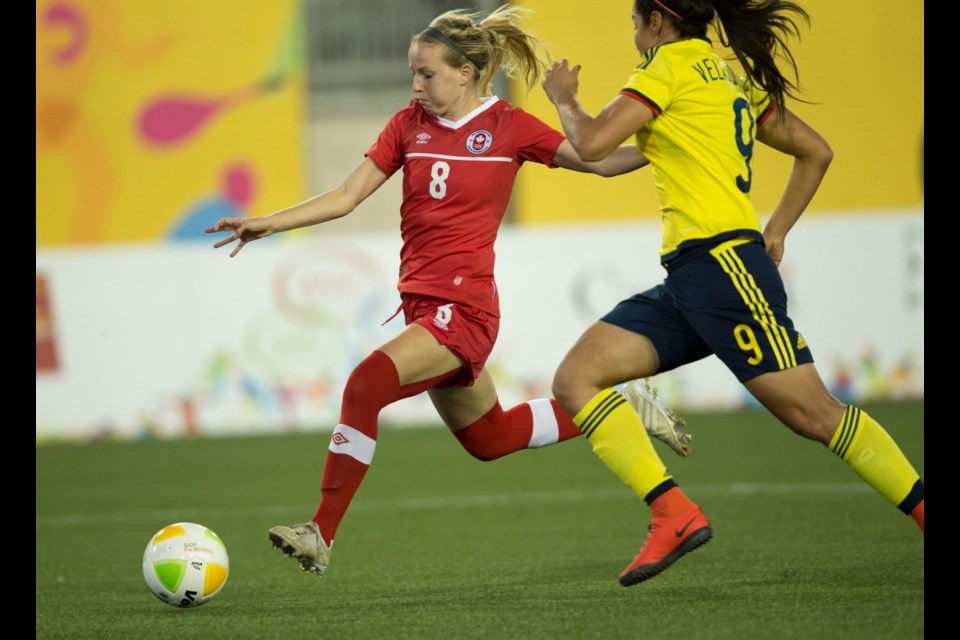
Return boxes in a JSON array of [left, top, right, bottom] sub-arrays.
[[36, 482, 870, 528]]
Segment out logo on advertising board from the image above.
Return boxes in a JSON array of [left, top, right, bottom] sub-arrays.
[[36, 273, 60, 373]]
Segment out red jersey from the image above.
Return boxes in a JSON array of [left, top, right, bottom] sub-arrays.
[[365, 97, 565, 316]]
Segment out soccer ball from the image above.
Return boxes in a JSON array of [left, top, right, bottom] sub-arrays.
[[142, 522, 229, 608]]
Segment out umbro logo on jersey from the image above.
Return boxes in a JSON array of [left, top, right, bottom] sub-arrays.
[[331, 432, 351, 445], [466, 129, 492, 154], [416, 132, 431, 144]]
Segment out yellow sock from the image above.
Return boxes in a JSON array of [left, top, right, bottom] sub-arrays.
[[829, 406, 924, 513], [574, 388, 672, 500]]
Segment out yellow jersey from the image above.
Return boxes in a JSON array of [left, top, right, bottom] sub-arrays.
[[620, 37, 775, 263]]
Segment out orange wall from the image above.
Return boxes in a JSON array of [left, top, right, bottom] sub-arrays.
[[511, 0, 924, 223], [36, 0, 306, 245]]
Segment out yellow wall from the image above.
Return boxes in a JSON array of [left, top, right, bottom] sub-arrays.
[[36, 0, 305, 245], [511, 0, 924, 223]]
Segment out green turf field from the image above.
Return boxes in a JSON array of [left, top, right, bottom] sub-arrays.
[[36, 401, 924, 639]]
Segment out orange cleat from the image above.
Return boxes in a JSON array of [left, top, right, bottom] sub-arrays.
[[911, 499, 924, 533], [619, 505, 712, 586]]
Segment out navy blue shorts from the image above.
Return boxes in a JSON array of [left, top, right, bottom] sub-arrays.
[[602, 238, 813, 382]]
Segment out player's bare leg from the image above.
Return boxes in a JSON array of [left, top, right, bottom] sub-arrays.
[[746, 364, 924, 532]]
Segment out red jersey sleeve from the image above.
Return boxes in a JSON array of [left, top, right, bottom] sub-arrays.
[[512, 108, 565, 168], [364, 102, 415, 177]]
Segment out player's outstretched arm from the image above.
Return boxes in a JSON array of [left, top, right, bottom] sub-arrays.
[[205, 157, 388, 257], [542, 58, 653, 163], [553, 140, 649, 177]]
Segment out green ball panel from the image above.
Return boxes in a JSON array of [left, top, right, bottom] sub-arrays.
[[154, 560, 186, 592]]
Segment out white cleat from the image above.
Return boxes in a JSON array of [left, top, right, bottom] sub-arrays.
[[268, 522, 331, 576], [621, 378, 692, 457]]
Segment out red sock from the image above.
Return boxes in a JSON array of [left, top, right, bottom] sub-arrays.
[[313, 350, 455, 543], [649, 486, 696, 519], [454, 398, 581, 461], [911, 499, 924, 533]]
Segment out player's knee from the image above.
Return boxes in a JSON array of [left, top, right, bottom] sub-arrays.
[[455, 429, 507, 462], [460, 443, 503, 462], [341, 367, 369, 404], [551, 380, 575, 418], [341, 354, 395, 411], [779, 403, 845, 444], [452, 403, 509, 462]]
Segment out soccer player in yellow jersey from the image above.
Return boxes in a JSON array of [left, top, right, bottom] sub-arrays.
[[542, 0, 924, 587]]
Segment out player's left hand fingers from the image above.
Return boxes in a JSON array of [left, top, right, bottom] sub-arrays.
[[205, 218, 242, 234], [229, 240, 246, 258], [212, 233, 238, 249]]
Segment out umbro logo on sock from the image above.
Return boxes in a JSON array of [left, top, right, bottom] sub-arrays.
[[332, 432, 351, 445]]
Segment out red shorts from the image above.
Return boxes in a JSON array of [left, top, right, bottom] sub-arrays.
[[399, 293, 500, 388]]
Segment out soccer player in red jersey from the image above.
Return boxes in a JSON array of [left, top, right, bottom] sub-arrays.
[[207, 5, 654, 577]]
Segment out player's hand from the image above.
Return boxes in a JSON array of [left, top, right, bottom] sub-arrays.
[[205, 216, 273, 257], [541, 58, 581, 106], [763, 233, 785, 267]]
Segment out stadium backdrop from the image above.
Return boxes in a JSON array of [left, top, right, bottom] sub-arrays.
[[36, 0, 923, 440]]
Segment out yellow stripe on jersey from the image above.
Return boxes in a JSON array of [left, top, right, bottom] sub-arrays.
[[710, 240, 797, 370]]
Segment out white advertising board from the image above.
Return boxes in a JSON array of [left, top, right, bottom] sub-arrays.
[[36, 209, 923, 440]]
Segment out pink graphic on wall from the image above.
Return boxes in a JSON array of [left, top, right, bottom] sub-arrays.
[[168, 162, 257, 240], [139, 77, 285, 147], [44, 2, 87, 64], [136, 8, 301, 148]]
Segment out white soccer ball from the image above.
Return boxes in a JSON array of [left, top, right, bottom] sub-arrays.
[[142, 522, 229, 608]]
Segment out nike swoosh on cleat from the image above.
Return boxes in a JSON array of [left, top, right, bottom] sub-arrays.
[[675, 517, 696, 537]]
